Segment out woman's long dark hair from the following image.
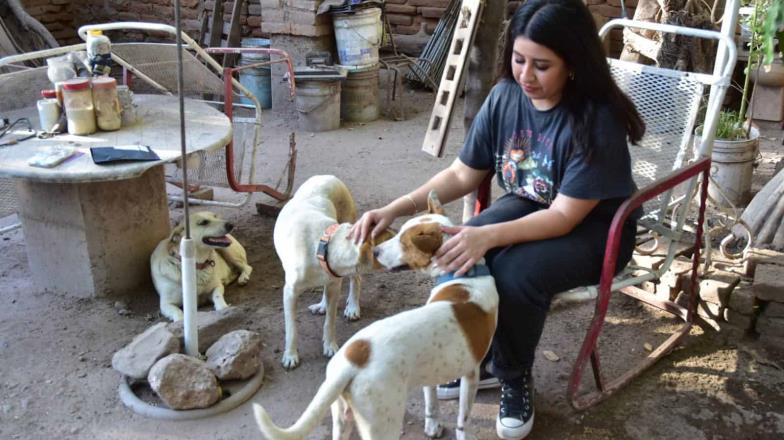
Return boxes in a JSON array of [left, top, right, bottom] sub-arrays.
[[499, 0, 645, 148]]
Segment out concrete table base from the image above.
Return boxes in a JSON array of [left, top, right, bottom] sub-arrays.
[[15, 167, 170, 298]]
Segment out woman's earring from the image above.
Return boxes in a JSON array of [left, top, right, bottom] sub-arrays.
[[569, 72, 575, 80]]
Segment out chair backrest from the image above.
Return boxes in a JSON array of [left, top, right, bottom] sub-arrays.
[[110, 43, 227, 98], [0, 66, 52, 112], [609, 58, 706, 227]]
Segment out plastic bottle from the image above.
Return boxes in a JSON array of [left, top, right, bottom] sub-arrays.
[[62, 78, 96, 135], [92, 77, 122, 131], [86, 29, 112, 76], [37, 89, 61, 132]]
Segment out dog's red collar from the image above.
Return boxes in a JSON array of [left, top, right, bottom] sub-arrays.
[[317, 223, 342, 278], [169, 250, 215, 270]]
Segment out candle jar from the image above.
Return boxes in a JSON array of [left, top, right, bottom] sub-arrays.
[[92, 77, 121, 131], [62, 78, 96, 135]]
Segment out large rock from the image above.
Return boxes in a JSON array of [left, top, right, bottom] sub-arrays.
[[166, 307, 245, 353], [148, 354, 221, 410], [206, 330, 263, 381], [756, 315, 784, 338], [727, 282, 757, 315], [753, 264, 784, 303], [112, 323, 181, 380], [764, 301, 784, 318]]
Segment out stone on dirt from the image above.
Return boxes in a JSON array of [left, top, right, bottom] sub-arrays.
[[166, 307, 245, 353], [206, 330, 263, 380], [111, 323, 181, 380], [148, 353, 221, 410]]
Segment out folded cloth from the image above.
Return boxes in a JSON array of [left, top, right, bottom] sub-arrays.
[[317, 0, 383, 15], [90, 145, 160, 164]]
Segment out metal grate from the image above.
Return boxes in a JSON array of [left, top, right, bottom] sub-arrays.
[[0, 178, 18, 219], [609, 59, 705, 222], [111, 43, 227, 98]]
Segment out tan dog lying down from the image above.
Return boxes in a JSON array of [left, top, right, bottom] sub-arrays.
[[150, 211, 252, 321], [255, 192, 499, 440], [273, 175, 393, 369]]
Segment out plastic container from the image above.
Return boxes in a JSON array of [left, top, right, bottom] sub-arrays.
[[332, 8, 382, 67], [92, 77, 122, 131], [116, 85, 136, 126], [37, 89, 61, 132], [296, 79, 341, 132], [62, 78, 96, 135], [86, 29, 112, 76], [238, 38, 272, 109], [338, 63, 380, 122]]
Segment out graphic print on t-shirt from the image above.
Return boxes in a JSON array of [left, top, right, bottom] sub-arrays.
[[496, 129, 555, 204]]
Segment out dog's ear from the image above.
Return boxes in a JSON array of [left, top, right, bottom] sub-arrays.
[[169, 224, 185, 243], [401, 223, 443, 268], [427, 190, 445, 215]]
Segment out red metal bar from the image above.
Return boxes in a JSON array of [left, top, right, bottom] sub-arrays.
[[474, 172, 493, 216], [567, 157, 711, 410], [207, 48, 297, 202], [205, 47, 296, 98]]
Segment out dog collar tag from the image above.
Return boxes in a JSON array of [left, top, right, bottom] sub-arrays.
[[317, 223, 342, 278], [434, 264, 491, 286]]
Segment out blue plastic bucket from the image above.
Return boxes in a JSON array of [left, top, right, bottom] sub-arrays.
[[238, 38, 272, 109]]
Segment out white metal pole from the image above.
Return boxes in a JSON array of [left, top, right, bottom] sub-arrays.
[[173, 0, 199, 356]]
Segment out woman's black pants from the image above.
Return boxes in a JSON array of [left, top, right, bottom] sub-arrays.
[[465, 193, 636, 381]]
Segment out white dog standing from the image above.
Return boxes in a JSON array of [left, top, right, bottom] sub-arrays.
[[273, 175, 393, 369], [150, 211, 252, 321], [255, 192, 499, 440]]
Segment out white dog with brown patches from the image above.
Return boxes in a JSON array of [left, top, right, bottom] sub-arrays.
[[150, 211, 253, 321], [273, 175, 394, 370], [255, 192, 499, 440]]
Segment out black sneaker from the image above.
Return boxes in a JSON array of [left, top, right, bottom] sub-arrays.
[[436, 367, 500, 400], [496, 370, 535, 440]]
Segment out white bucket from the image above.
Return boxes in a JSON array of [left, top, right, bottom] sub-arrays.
[[695, 127, 760, 208], [332, 8, 382, 68]]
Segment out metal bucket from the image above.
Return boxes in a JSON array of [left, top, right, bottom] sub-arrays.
[[696, 126, 760, 208], [238, 38, 272, 109], [332, 8, 382, 68], [339, 63, 379, 122], [295, 79, 341, 132]]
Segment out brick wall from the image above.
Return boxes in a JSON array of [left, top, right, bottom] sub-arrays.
[[24, 0, 635, 55], [20, 0, 202, 46]]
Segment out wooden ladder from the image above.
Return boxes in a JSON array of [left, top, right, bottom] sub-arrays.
[[421, 0, 484, 158], [198, 0, 245, 67]]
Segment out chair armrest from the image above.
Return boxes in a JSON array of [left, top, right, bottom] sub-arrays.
[[599, 157, 711, 295]]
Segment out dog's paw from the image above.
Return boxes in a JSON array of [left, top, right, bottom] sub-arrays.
[[343, 304, 360, 321], [308, 302, 327, 315], [281, 352, 300, 370], [455, 428, 475, 440], [424, 418, 444, 438], [323, 342, 339, 358], [237, 275, 250, 286]]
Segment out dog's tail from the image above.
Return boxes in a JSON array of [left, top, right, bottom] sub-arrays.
[[253, 367, 353, 440]]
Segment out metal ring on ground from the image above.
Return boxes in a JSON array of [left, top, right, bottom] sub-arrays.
[[720, 223, 752, 260], [118, 364, 264, 420]]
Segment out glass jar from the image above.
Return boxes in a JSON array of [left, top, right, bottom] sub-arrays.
[[37, 89, 61, 132], [62, 78, 96, 135], [92, 77, 121, 131]]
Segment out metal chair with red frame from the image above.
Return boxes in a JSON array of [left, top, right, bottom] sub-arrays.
[[76, 22, 298, 210], [470, 16, 737, 409]]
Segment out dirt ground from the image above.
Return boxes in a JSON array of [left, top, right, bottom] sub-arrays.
[[1, 85, 784, 440]]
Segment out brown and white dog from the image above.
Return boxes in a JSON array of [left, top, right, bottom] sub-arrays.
[[273, 175, 394, 369], [150, 211, 253, 321], [255, 191, 499, 440]]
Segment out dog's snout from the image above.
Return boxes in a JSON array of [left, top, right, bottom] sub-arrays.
[[225, 222, 234, 233]]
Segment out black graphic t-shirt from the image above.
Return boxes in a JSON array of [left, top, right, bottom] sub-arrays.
[[459, 79, 639, 221]]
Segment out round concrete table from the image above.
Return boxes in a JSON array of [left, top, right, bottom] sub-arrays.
[[0, 95, 232, 298]]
